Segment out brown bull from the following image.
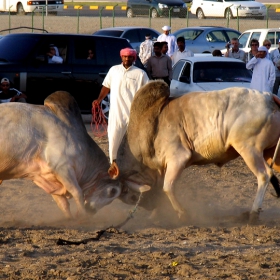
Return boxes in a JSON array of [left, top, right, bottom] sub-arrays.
[[111, 81, 280, 222]]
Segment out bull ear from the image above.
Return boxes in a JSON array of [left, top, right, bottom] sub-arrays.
[[126, 180, 151, 193]]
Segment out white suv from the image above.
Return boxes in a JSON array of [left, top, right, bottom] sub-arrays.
[[191, 0, 266, 20], [238, 28, 280, 53]]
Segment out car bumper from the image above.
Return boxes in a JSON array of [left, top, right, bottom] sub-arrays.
[[233, 10, 266, 17]]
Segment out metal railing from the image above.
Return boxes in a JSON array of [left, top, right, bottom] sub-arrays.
[[0, 5, 279, 35]]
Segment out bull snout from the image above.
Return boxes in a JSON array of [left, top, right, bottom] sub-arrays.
[[84, 202, 97, 215]]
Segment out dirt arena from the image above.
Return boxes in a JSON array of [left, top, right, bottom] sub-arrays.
[[1, 121, 280, 279], [1, 15, 280, 280]]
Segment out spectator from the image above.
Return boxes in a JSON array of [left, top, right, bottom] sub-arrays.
[[157, 25, 176, 57], [224, 38, 246, 63], [246, 38, 259, 63], [212, 49, 223, 57], [172, 37, 194, 65], [263, 39, 272, 60], [146, 42, 172, 87], [87, 49, 94, 60], [271, 39, 280, 95], [272, 60, 280, 95], [92, 48, 149, 170], [139, 33, 153, 67], [0, 78, 27, 103], [46, 44, 63, 64], [161, 41, 168, 55], [246, 46, 275, 93]]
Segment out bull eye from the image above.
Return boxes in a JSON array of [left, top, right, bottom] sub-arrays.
[[109, 188, 117, 198]]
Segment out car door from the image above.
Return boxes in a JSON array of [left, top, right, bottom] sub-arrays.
[[132, 0, 150, 16], [201, 0, 218, 17], [26, 36, 73, 105], [170, 60, 192, 97], [71, 36, 135, 113], [205, 30, 229, 52]]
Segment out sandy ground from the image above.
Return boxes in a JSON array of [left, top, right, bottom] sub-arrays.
[[1, 121, 280, 279], [0, 15, 279, 35]]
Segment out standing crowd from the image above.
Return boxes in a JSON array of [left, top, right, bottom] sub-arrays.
[[92, 25, 280, 173]]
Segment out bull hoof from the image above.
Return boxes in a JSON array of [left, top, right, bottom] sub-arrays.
[[248, 212, 260, 225]]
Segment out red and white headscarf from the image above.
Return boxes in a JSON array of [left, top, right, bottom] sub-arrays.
[[120, 48, 137, 61]]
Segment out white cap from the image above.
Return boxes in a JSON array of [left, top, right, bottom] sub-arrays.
[[258, 46, 268, 53], [162, 25, 171, 31], [1, 78, 9, 84]]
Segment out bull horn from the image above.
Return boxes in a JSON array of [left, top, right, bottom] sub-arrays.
[[108, 161, 119, 180]]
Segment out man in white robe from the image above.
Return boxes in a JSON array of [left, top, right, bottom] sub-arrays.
[[246, 46, 275, 93], [92, 48, 149, 172], [157, 25, 176, 57]]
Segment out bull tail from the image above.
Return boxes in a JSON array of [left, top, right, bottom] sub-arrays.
[[270, 175, 280, 198]]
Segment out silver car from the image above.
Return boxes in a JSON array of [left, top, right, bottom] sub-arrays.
[[170, 56, 252, 97], [173, 26, 241, 53], [93, 27, 160, 54]]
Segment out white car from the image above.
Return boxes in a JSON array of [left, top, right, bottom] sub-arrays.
[[221, 28, 280, 56], [170, 56, 252, 97], [190, 0, 266, 20], [238, 28, 280, 53]]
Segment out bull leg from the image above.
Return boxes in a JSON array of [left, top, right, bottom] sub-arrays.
[[163, 151, 191, 218], [56, 168, 87, 217], [238, 149, 273, 221], [51, 194, 72, 219]]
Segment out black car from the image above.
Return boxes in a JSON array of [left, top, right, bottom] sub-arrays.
[[126, 0, 188, 18], [0, 33, 143, 113], [94, 27, 160, 53]]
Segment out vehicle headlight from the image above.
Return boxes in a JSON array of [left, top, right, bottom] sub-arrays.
[[158, 3, 168, 8], [261, 5, 266, 9], [183, 3, 187, 8]]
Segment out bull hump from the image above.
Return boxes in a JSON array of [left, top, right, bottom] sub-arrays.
[[130, 81, 170, 123]]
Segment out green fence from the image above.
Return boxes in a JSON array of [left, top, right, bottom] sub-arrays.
[[0, 5, 279, 35]]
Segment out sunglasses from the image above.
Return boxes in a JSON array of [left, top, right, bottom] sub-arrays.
[[1, 84, 9, 87], [264, 44, 271, 46], [251, 44, 259, 46]]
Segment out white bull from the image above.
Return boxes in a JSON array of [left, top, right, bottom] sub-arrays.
[[0, 91, 122, 219], [111, 81, 280, 222]]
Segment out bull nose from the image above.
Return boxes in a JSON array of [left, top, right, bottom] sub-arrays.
[[85, 203, 97, 215]]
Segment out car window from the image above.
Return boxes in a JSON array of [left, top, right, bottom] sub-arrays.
[[124, 30, 140, 43], [35, 38, 68, 64], [225, 31, 241, 41], [266, 32, 276, 45], [193, 62, 252, 83], [73, 38, 97, 64], [182, 63, 191, 78], [138, 29, 158, 41], [239, 32, 261, 48], [94, 30, 123, 37], [175, 30, 203, 40], [172, 60, 186, 80], [0, 35, 40, 62], [207, 31, 227, 42]]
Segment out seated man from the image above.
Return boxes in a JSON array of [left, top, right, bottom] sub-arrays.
[[0, 78, 27, 103], [46, 44, 63, 64]]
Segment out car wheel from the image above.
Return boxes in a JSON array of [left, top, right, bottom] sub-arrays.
[[17, 3, 25, 15], [196, 8, 205, 19], [225, 8, 233, 19], [101, 94, 110, 120], [151, 8, 158, 18], [126, 8, 133, 18]]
